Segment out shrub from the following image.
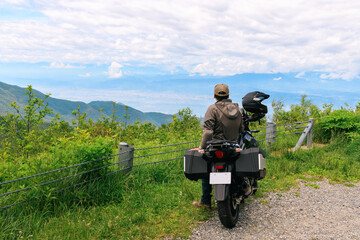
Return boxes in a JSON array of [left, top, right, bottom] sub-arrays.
[[316, 109, 360, 142], [0, 86, 53, 158], [73, 136, 114, 180]]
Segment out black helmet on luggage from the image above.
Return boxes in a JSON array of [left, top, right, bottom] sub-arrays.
[[242, 91, 270, 114]]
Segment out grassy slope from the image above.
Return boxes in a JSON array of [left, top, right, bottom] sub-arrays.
[[1, 137, 360, 239]]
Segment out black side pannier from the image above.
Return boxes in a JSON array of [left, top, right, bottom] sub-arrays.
[[235, 148, 266, 179], [184, 150, 208, 181]]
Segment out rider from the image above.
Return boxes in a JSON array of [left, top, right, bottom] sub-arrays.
[[193, 83, 244, 209]]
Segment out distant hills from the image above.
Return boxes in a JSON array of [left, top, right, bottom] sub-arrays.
[[0, 81, 173, 126]]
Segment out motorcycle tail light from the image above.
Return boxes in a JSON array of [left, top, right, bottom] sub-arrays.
[[215, 150, 224, 159], [215, 165, 224, 170]]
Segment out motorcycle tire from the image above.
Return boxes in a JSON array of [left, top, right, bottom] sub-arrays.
[[217, 192, 239, 228]]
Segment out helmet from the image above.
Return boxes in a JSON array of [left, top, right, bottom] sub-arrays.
[[242, 91, 270, 114]]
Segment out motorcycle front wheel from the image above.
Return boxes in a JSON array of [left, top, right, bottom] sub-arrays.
[[217, 191, 239, 228]]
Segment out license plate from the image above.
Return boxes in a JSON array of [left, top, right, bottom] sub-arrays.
[[210, 172, 231, 184]]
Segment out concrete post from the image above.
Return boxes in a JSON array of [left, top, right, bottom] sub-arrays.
[[118, 142, 134, 173], [266, 121, 276, 153]]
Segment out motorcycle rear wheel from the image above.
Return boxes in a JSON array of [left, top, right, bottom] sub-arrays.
[[217, 192, 239, 228]]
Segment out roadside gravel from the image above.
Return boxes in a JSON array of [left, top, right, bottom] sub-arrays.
[[189, 180, 360, 240]]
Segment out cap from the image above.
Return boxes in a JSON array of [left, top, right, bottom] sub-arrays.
[[214, 84, 229, 97]]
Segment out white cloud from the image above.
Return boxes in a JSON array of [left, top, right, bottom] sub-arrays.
[[79, 73, 91, 77], [107, 62, 123, 78], [273, 77, 282, 81], [4, 0, 29, 4], [320, 72, 359, 81], [1, 0, 360, 81], [48, 62, 84, 69], [295, 72, 305, 78]]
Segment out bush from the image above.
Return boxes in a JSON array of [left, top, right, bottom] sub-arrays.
[[316, 109, 360, 142], [73, 136, 114, 180]]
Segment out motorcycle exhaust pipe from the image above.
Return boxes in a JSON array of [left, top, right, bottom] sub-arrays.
[[241, 178, 252, 197]]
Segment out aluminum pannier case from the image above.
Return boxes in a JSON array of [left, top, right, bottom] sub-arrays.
[[235, 148, 266, 179], [184, 150, 208, 181]]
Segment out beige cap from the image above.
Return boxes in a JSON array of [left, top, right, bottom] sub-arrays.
[[214, 84, 229, 96]]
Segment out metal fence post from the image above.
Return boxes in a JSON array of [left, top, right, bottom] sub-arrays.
[[307, 118, 314, 149], [118, 142, 134, 173], [266, 121, 276, 153]]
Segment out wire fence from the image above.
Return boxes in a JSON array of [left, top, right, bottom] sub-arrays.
[[0, 140, 200, 211], [0, 119, 313, 211], [253, 120, 310, 139], [252, 119, 313, 151]]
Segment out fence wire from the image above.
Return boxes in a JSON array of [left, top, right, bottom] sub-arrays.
[[1, 166, 132, 210], [135, 140, 200, 151], [133, 157, 184, 168], [134, 147, 192, 159], [0, 157, 132, 198], [274, 132, 303, 138], [276, 120, 310, 128], [253, 133, 266, 138], [0, 141, 198, 211], [274, 126, 305, 133], [0, 150, 129, 186]]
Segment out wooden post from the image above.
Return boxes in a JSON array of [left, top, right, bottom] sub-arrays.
[[294, 119, 314, 151], [266, 121, 276, 153], [307, 118, 314, 149]]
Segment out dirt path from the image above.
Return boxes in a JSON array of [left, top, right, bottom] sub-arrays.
[[189, 180, 360, 240]]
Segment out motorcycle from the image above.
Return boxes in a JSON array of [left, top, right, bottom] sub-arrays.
[[184, 91, 269, 228]]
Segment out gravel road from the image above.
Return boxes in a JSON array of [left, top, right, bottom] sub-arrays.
[[189, 180, 360, 240]]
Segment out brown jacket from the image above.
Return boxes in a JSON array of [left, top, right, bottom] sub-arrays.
[[200, 99, 244, 149]]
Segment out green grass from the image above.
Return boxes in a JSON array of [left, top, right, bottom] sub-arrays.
[[0, 160, 212, 240], [1, 137, 360, 239], [304, 183, 320, 189]]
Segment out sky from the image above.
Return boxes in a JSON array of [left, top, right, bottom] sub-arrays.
[[1, 0, 360, 116]]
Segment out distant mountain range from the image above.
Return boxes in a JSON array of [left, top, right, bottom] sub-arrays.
[[0, 81, 173, 126]]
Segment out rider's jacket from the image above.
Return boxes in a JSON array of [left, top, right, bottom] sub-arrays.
[[200, 99, 244, 149]]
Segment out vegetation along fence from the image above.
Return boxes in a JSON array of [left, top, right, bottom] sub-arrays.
[[0, 119, 314, 211]]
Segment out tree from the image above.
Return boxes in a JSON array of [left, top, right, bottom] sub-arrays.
[[272, 95, 321, 123], [0, 85, 53, 157]]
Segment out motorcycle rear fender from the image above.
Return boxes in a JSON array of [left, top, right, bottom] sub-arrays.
[[214, 184, 229, 201]]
